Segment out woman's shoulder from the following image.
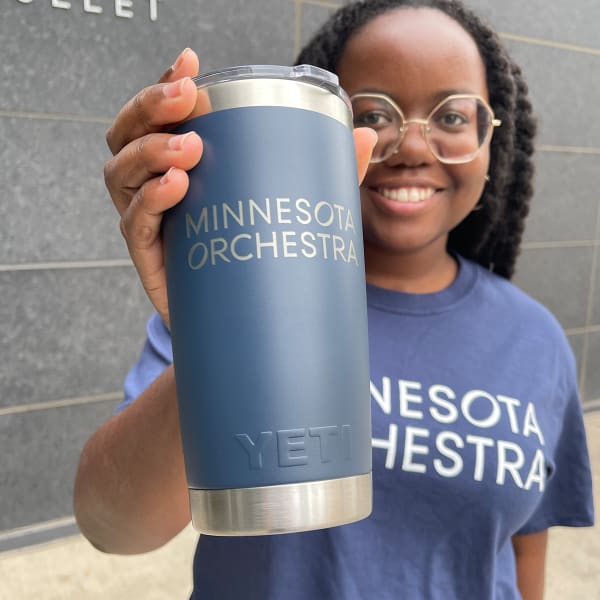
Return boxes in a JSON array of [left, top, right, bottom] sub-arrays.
[[466, 258, 569, 343]]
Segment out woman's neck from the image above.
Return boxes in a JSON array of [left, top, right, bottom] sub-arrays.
[[364, 243, 458, 294]]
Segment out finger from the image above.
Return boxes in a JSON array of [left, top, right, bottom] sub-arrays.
[[106, 48, 200, 155], [106, 77, 199, 155], [105, 131, 203, 216], [120, 167, 191, 324], [121, 167, 189, 253], [157, 47, 200, 84], [353, 127, 377, 184], [157, 47, 211, 124]]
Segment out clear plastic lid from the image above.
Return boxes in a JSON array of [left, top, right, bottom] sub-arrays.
[[192, 64, 349, 104]]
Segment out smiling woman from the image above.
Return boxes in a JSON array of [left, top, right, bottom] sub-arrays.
[[333, 8, 493, 292], [73, 1, 594, 599]]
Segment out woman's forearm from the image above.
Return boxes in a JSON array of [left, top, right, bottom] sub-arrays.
[[73, 364, 191, 554]]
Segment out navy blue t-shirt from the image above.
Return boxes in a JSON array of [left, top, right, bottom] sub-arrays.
[[120, 256, 594, 599]]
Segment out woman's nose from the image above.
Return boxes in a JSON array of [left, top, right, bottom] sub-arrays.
[[385, 121, 435, 167]]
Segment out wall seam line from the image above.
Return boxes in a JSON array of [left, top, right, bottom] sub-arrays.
[[499, 32, 600, 55], [0, 392, 122, 417], [583, 399, 600, 413], [0, 110, 112, 124], [565, 325, 600, 336], [299, 0, 341, 9], [0, 517, 77, 544], [0, 259, 133, 272], [522, 241, 599, 250], [538, 145, 600, 155]]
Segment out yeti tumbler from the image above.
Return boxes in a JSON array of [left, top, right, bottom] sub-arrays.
[[162, 64, 372, 535]]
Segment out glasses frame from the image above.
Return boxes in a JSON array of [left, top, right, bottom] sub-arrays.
[[350, 92, 502, 165]]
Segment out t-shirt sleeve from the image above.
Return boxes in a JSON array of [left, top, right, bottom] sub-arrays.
[[115, 312, 173, 413], [516, 379, 595, 534]]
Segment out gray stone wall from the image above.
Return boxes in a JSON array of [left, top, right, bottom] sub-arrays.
[[1, 0, 598, 549]]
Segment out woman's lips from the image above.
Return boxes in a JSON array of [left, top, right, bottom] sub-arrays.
[[376, 186, 436, 203], [365, 185, 442, 216]]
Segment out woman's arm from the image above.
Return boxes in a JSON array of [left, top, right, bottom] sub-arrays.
[[74, 366, 190, 554], [512, 530, 548, 600], [73, 365, 190, 554], [73, 50, 200, 554]]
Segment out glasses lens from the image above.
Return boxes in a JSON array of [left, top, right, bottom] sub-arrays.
[[427, 97, 492, 162], [351, 96, 402, 162]]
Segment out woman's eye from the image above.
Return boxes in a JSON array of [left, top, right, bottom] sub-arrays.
[[436, 112, 468, 128], [354, 111, 391, 128]]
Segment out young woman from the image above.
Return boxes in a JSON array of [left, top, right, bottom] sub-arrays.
[[74, 1, 594, 598]]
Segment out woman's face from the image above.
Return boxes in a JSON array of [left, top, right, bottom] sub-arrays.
[[337, 8, 491, 262]]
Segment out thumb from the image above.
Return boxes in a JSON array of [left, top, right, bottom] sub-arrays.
[[353, 127, 377, 184]]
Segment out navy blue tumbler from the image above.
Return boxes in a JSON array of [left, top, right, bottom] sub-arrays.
[[162, 65, 372, 535]]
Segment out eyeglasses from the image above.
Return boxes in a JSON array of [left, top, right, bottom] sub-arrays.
[[350, 93, 502, 165]]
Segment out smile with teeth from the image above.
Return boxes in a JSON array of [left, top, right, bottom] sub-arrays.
[[377, 187, 436, 203]]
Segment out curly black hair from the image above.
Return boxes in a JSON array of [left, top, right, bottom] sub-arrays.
[[295, 0, 537, 279]]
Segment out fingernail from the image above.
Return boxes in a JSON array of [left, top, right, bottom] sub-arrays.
[[168, 132, 193, 151], [163, 78, 188, 99], [171, 48, 190, 73], [160, 167, 175, 185]]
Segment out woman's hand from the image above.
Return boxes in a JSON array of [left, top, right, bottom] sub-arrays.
[[104, 48, 375, 327], [104, 48, 204, 327]]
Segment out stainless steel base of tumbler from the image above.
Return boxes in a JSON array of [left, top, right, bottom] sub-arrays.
[[189, 473, 372, 536]]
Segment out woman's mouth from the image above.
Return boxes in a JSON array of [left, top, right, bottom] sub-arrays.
[[376, 187, 436, 203]]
